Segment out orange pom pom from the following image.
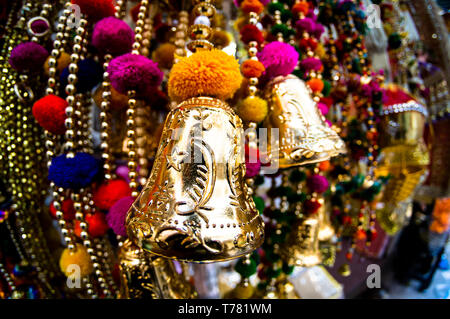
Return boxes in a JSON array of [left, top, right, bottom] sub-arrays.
[[168, 49, 242, 102], [292, 1, 309, 16], [241, 0, 264, 14], [318, 160, 331, 172], [307, 78, 324, 93], [241, 60, 265, 78], [59, 244, 93, 277]]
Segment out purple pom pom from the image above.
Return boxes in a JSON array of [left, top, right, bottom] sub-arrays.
[[257, 41, 299, 80], [108, 53, 163, 97], [307, 174, 330, 194], [296, 18, 315, 33], [317, 102, 329, 116], [30, 19, 49, 34], [245, 160, 261, 178], [300, 57, 322, 72], [92, 17, 134, 56], [313, 23, 325, 38], [361, 83, 373, 97], [107, 196, 134, 236], [9, 42, 49, 72]]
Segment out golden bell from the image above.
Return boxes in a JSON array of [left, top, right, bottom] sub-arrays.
[[317, 197, 335, 242], [118, 239, 197, 299], [262, 74, 346, 168], [279, 213, 322, 267], [126, 97, 264, 262]]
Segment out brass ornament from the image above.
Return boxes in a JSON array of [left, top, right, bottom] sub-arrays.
[[118, 239, 197, 299], [262, 75, 346, 168], [279, 213, 322, 267], [126, 97, 264, 262], [224, 277, 255, 299]]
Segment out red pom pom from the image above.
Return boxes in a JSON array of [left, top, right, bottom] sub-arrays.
[[240, 24, 264, 44], [49, 199, 76, 221], [355, 229, 367, 241], [71, 0, 115, 22], [32, 95, 67, 135], [93, 179, 132, 211], [74, 212, 109, 238], [304, 199, 322, 214]]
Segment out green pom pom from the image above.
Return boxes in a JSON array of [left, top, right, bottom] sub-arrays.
[[250, 250, 260, 264], [235, 257, 257, 278], [271, 24, 291, 38], [266, 267, 282, 279], [270, 227, 288, 244], [289, 169, 306, 183], [280, 9, 293, 23], [268, 2, 285, 14], [322, 80, 331, 97], [287, 192, 307, 204], [282, 263, 294, 275], [253, 196, 265, 215]]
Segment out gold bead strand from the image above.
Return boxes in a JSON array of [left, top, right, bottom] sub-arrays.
[[174, 11, 189, 61], [126, 91, 139, 197], [100, 54, 114, 181]]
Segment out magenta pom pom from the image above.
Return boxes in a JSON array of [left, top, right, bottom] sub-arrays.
[[30, 19, 49, 34], [361, 83, 373, 97], [296, 18, 315, 33], [313, 23, 325, 38], [317, 102, 329, 116], [115, 165, 130, 183], [92, 17, 134, 56], [307, 174, 329, 194], [245, 160, 261, 178], [257, 41, 299, 80], [107, 196, 134, 237], [300, 57, 322, 72], [108, 53, 163, 97], [9, 42, 49, 72]]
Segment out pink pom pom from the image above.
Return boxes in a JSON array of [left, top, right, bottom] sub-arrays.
[[92, 17, 134, 56], [313, 23, 325, 38], [107, 196, 134, 237], [108, 53, 163, 97], [317, 102, 329, 116], [325, 120, 332, 127], [300, 57, 322, 72], [296, 18, 315, 33], [245, 146, 261, 178], [115, 165, 130, 183], [9, 42, 49, 72], [257, 41, 299, 80], [361, 83, 373, 97], [307, 174, 329, 194]]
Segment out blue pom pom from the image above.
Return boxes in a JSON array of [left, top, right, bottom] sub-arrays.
[[49, 153, 100, 189], [60, 58, 103, 94]]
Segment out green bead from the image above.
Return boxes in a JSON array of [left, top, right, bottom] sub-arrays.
[[235, 257, 257, 278]]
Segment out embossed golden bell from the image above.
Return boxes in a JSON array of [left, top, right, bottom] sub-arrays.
[[126, 97, 264, 262], [263, 75, 346, 168]]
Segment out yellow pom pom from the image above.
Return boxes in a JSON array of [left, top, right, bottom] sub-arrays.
[[237, 96, 268, 123], [315, 43, 326, 60], [152, 43, 176, 69], [168, 49, 243, 102], [59, 244, 93, 277], [44, 52, 70, 76]]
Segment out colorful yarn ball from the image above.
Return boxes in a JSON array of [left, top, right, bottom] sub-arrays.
[[71, 0, 115, 22], [48, 153, 99, 190], [168, 49, 242, 102], [44, 52, 70, 76], [93, 179, 131, 211], [258, 41, 299, 79], [152, 43, 176, 69], [49, 199, 76, 221], [300, 57, 322, 72], [32, 95, 68, 135], [296, 18, 315, 33], [74, 212, 109, 238], [9, 42, 49, 73], [241, 0, 264, 14], [59, 244, 93, 277], [106, 196, 134, 237], [304, 199, 322, 214], [307, 174, 330, 194], [307, 78, 324, 93], [93, 85, 128, 111], [317, 102, 329, 116], [60, 58, 103, 94], [108, 53, 163, 97], [292, 1, 309, 15], [92, 17, 134, 56], [241, 60, 265, 78], [240, 24, 264, 44], [237, 96, 268, 123]]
